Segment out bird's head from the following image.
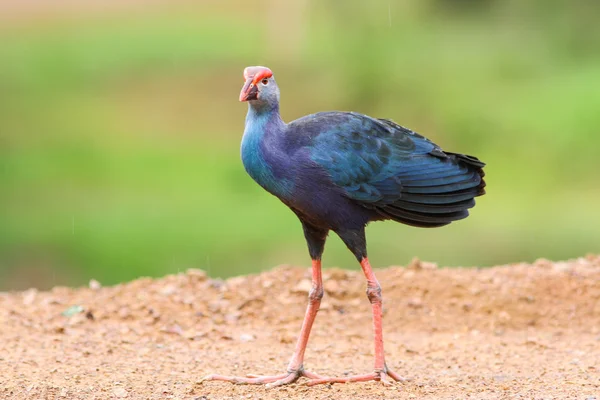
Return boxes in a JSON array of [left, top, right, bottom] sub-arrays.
[[239, 66, 279, 107]]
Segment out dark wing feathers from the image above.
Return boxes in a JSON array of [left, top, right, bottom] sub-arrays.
[[391, 198, 476, 214], [305, 112, 485, 227]]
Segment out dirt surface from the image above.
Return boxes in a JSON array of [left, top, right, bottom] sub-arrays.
[[1, 256, 599, 399]]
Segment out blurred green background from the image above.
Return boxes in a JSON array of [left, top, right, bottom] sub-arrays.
[[1, 0, 599, 290]]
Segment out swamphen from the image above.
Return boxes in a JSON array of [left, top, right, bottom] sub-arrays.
[[204, 66, 486, 387]]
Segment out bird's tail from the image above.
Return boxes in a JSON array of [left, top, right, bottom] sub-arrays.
[[377, 153, 486, 228]]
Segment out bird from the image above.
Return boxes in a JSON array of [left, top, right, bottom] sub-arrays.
[[203, 66, 486, 387]]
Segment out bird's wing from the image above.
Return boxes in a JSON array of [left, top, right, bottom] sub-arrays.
[[297, 112, 486, 227]]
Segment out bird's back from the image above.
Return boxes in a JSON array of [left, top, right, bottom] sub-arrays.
[[286, 111, 486, 228]]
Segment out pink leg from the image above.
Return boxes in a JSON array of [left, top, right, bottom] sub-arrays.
[[202, 259, 325, 387], [286, 259, 324, 372], [363, 257, 386, 374], [306, 257, 406, 386]]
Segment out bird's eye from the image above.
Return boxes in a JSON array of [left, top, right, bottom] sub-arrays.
[[262, 78, 269, 85]]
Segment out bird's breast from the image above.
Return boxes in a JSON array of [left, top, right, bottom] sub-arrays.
[[241, 128, 292, 198]]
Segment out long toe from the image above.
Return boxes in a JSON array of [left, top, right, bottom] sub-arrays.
[[265, 372, 303, 388], [387, 369, 408, 383], [202, 369, 324, 387], [305, 368, 406, 386], [201, 373, 290, 385]]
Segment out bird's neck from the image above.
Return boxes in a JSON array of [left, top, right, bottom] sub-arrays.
[[244, 101, 285, 134], [241, 102, 291, 197], [242, 101, 286, 153]]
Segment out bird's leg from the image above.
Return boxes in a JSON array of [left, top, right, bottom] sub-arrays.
[[202, 224, 328, 387], [285, 258, 324, 373], [202, 259, 324, 387], [363, 257, 405, 381], [306, 226, 406, 386]]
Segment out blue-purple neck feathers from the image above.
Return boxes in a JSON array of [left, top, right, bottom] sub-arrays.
[[241, 103, 293, 197]]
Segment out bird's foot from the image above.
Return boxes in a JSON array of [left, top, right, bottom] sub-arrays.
[[201, 367, 323, 388], [305, 366, 406, 386]]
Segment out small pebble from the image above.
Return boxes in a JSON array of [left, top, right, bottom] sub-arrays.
[[113, 387, 128, 398], [240, 333, 255, 342], [89, 279, 101, 290]]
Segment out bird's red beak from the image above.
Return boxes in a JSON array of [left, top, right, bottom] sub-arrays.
[[239, 79, 259, 102]]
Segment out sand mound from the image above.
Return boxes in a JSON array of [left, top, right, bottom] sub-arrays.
[[1, 256, 599, 399]]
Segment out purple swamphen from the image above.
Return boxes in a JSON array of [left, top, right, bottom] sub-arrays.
[[203, 66, 486, 387]]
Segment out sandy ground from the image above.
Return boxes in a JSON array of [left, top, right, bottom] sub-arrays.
[[1, 256, 599, 400]]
